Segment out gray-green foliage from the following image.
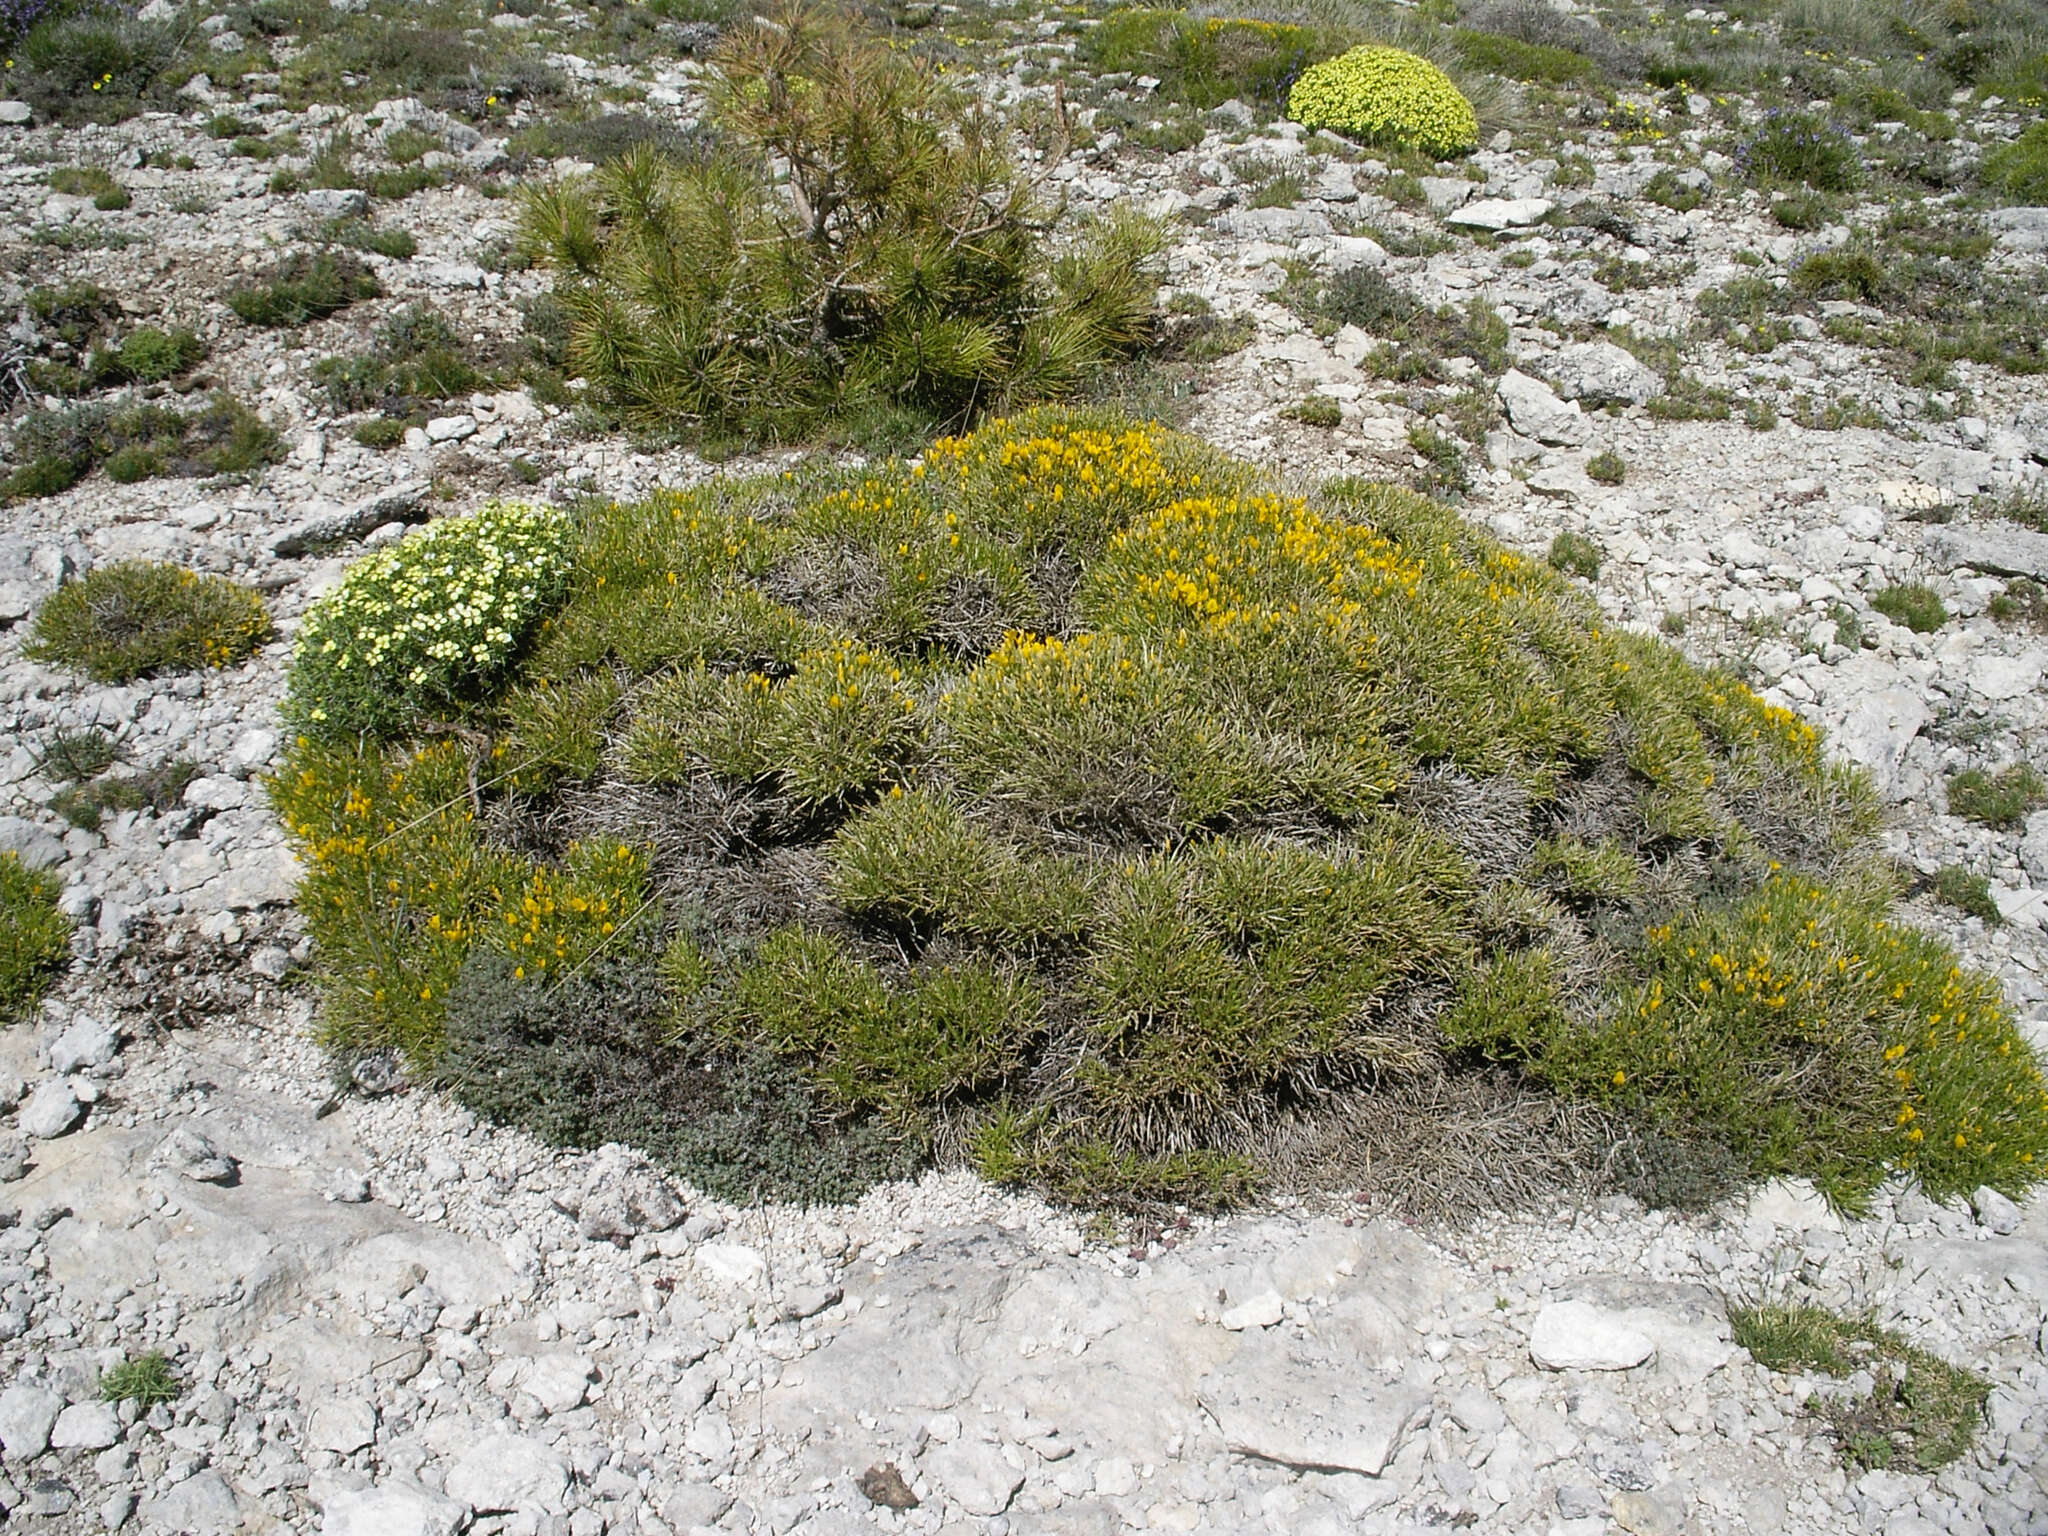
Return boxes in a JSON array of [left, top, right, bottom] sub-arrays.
[[521, 5, 1162, 444]]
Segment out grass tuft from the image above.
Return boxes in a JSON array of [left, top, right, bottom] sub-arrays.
[[98, 1351, 178, 1407]]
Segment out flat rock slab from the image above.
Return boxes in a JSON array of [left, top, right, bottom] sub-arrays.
[[1199, 1339, 1431, 1474], [1447, 196, 1553, 230], [1529, 1300, 1657, 1371], [445, 1431, 570, 1512], [319, 1479, 468, 1536], [1932, 524, 2048, 584]]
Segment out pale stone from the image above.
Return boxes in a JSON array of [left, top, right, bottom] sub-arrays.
[[50, 1401, 122, 1451], [1447, 196, 1553, 230], [444, 1433, 569, 1512], [1498, 369, 1585, 446], [1528, 1301, 1656, 1371], [925, 1440, 1023, 1517], [1220, 1290, 1285, 1331]]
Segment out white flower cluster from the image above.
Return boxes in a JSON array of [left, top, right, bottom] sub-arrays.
[[291, 501, 570, 730]]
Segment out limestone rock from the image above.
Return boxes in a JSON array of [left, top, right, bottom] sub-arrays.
[[153, 1125, 238, 1184], [925, 1439, 1023, 1516], [48, 1016, 119, 1076], [0, 1385, 63, 1459], [318, 1479, 468, 1536], [1447, 196, 1553, 231], [1529, 1301, 1657, 1371], [0, 817, 64, 872], [50, 1401, 121, 1451], [1498, 370, 1585, 446], [140, 1470, 242, 1534], [444, 1433, 570, 1513], [1546, 341, 1666, 406], [306, 1399, 377, 1456], [1198, 1337, 1431, 1474], [520, 1352, 594, 1413], [1973, 1185, 2022, 1236], [18, 1079, 84, 1141]]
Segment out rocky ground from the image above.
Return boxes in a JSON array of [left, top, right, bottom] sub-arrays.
[[4, 3, 2048, 1534]]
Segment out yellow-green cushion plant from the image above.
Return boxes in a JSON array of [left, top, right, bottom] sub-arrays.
[[1287, 46, 1479, 159]]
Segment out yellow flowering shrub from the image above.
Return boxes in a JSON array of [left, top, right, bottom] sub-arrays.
[[1614, 877, 2047, 1204], [271, 405, 2042, 1212], [27, 561, 270, 683], [1287, 46, 1481, 159]]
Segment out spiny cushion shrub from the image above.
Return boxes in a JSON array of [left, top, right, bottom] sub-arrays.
[[1287, 46, 1479, 160], [273, 409, 2047, 1209], [2, 394, 278, 500], [1737, 109, 1863, 191], [285, 502, 571, 739], [521, 4, 1161, 446], [1452, 873, 2048, 1207], [26, 562, 271, 683], [0, 853, 71, 1022]]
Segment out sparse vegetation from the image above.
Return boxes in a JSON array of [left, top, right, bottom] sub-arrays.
[[226, 250, 380, 328], [0, 854, 71, 1022], [3, 395, 279, 499], [98, 1352, 179, 1407], [1931, 866, 2000, 925], [1946, 764, 2047, 830], [1585, 451, 1626, 486], [1546, 530, 1601, 578], [25, 562, 271, 683], [1731, 1304, 1988, 1471], [1869, 584, 1947, 634]]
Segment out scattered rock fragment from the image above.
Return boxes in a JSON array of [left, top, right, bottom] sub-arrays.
[[17, 1080, 84, 1141], [152, 1125, 238, 1184], [857, 1463, 918, 1510]]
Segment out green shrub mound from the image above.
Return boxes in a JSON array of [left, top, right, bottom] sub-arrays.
[[1287, 46, 1479, 160], [27, 562, 271, 683], [521, 6, 1160, 447], [0, 854, 72, 1022], [1079, 11, 1333, 112], [272, 409, 2048, 1211]]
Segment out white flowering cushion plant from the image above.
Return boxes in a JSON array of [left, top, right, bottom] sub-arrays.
[[286, 501, 572, 738]]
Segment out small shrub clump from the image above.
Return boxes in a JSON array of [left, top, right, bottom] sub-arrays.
[[1737, 110, 1863, 191], [26, 562, 271, 683], [1080, 11, 1329, 112], [1946, 764, 2047, 830], [1547, 530, 1601, 578], [1869, 583, 1946, 633], [1287, 46, 1480, 159], [49, 165, 129, 210], [226, 251, 380, 328], [1930, 865, 2000, 925], [259, 408, 2048, 1216], [0, 854, 71, 1022], [3, 395, 279, 500], [1984, 122, 2048, 204], [314, 305, 491, 415], [286, 502, 571, 738], [1585, 450, 1627, 486], [1731, 1304, 1987, 1471]]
